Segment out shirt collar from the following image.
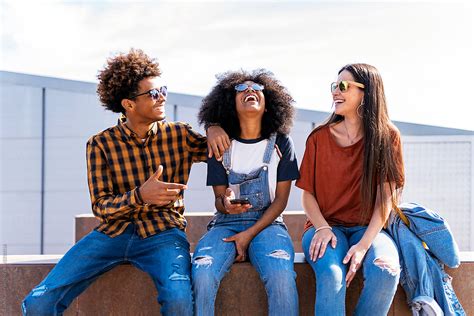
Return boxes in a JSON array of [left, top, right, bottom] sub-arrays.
[[117, 115, 159, 139]]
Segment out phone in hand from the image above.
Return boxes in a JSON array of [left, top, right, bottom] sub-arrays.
[[229, 198, 251, 205]]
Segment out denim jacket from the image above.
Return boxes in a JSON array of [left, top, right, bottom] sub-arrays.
[[387, 202, 465, 316]]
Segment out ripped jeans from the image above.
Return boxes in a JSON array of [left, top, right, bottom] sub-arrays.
[[302, 226, 400, 316], [22, 225, 193, 316], [192, 211, 298, 316]]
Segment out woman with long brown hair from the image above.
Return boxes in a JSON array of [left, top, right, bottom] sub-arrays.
[[296, 63, 405, 315]]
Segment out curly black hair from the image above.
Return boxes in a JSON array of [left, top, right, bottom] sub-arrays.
[[198, 69, 295, 139], [97, 48, 161, 114]]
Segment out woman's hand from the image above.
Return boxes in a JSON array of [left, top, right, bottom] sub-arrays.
[[206, 126, 230, 161], [223, 230, 254, 262], [343, 242, 369, 287], [309, 227, 337, 261], [223, 188, 252, 214]]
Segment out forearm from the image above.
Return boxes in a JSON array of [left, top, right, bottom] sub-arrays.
[[91, 188, 141, 222], [358, 183, 394, 249], [302, 190, 329, 228]]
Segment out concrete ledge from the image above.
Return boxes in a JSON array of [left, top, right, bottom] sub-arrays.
[[2, 254, 474, 315], [3, 213, 472, 315]]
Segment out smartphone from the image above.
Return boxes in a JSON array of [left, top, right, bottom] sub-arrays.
[[229, 198, 251, 205]]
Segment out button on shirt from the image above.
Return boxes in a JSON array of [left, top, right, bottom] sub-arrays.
[[86, 117, 207, 238]]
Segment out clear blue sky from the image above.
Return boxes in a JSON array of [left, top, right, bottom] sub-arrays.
[[1, 0, 473, 130]]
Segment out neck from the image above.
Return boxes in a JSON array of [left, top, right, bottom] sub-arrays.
[[239, 117, 262, 139], [125, 118, 155, 139], [343, 114, 363, 140]]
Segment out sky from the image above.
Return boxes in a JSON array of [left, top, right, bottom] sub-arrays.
[[1, 0, 473, 131]]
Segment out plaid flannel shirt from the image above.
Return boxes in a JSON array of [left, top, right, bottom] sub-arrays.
[[86, 117, 207, 238]]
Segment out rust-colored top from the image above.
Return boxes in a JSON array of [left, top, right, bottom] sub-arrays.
[[295, 124, 404, 231]]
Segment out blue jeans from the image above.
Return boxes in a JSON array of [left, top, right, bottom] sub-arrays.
[[192, 211, 299, 316], [302, 226, 400, 316], [22, 225, 193, 316]]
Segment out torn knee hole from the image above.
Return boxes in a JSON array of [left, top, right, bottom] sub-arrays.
[[193, 255, 213, 268], [373, 257, 400, 275], [266, 249, 290, 260]]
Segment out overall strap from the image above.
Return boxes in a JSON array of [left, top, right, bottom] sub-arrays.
[[222, 146, 232, 173], [262, 134, 277, 165]]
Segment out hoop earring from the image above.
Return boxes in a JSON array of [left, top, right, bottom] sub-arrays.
[[357, 102, 364, 118]]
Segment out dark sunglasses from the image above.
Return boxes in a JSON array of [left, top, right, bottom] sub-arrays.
[[130, 86, 168, 100], [330, 80, 365, 93], [234, 83, 264, 92]]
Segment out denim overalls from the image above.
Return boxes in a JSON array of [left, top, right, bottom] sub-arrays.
[[192, 134, 298, 316]]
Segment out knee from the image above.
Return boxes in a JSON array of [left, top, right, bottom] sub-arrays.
[[366, 256, 400, 286], [315, 264, 345, 290]]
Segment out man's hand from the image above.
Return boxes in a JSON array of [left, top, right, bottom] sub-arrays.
[[207, 125, 230, 161], [139, 165, 187, 207], [223, 230, 254, 262]]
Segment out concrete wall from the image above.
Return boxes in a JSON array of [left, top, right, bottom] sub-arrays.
[[1, 71, 473, 254]]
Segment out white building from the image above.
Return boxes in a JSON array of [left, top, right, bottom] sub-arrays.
[[1, 71, 473, 254]]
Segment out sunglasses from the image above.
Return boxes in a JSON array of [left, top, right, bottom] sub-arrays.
[[234, 83, 264, 92], [130, 86, 168, 100], [330, 80, 365, 93]]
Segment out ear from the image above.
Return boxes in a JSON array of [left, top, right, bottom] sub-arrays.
[[121, 99, 134, 113]]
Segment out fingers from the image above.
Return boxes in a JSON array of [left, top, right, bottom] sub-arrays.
[[346, 258, 359, 287], [309, 237, 320, 261], [161, 182, 187, 190], [208, 141, 222, 160], [331, 235, 338, 248], [319, 240, 328, 259], [153, 165, 163, 180]]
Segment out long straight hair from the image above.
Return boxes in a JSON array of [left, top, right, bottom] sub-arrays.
[[311, 63, 403, 223]]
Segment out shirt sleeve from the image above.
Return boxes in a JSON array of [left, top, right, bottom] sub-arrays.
[[276, 134, 300, 182], [86, 137, 140, 223], [184, 123, 208, 163], [206, 155, 228, 186], [295, 133, 317, 194]]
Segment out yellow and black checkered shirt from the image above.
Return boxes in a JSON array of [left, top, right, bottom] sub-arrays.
[[86, 117, 207, 238]]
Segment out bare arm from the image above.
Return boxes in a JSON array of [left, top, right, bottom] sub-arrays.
[[302, 190, 338, 261], [343, 182, 396, 286]]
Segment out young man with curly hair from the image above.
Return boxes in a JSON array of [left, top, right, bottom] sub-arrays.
[[22, 49, 228, 315]]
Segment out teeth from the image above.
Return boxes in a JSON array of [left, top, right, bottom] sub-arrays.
[[244, 95, 257, 102]]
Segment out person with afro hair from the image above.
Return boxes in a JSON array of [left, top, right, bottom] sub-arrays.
[[192, 69, 300, 316], [22, 49, 229, 316]]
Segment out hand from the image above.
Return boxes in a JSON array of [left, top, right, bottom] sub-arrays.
[[343, 242, 369, 287], [207, 125, 230, 161], [139, 165, 187, 207], [309, 228, 337, 261], [223, 230, 254, 262], [223, 188, 252, 214]]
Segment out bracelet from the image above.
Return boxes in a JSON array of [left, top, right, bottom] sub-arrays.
[[135, 187, 148, 206], [315, 225, 332, 233]]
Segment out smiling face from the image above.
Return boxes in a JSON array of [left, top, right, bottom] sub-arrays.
[[127, 76, 167, 122], [332, 70, 365, 117], [234, 80, 266, 120]]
